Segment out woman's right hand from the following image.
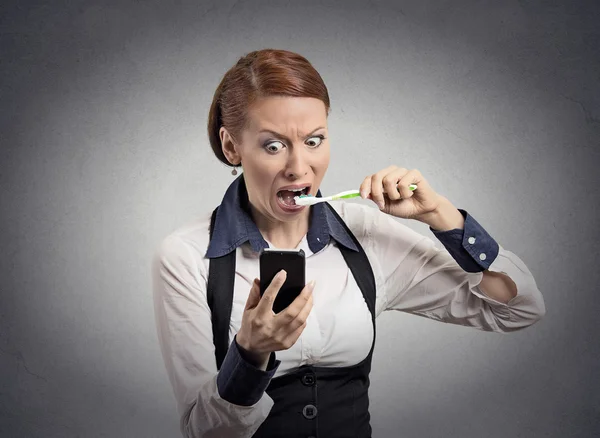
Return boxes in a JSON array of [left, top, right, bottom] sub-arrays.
[[236, 270, 315, 369]]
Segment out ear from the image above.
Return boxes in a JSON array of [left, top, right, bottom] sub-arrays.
[[220, 127, 241, 165]]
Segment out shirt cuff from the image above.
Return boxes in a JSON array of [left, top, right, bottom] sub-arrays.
[[216, 334, 281, 406], [429, 209, 500, 273]]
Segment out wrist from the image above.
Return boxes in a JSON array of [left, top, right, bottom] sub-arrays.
[[416, 196, 465, 231], [235, 334, 270, 370]]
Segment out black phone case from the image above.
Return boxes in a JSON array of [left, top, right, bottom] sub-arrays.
[[259, 249, 306, 314]]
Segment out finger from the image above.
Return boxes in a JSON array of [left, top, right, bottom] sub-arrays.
[[278, 294, 313, 350], [281, 318, 308, 350], [359, 176, 372, 199], [276, 280, 315, 324], [244, 278, 261, 311], [370, 166, 396, 210], [397, 169, 421, 199], [382, 168, 408, 201], [289, 289, 314, 332], [382, 167, 409, 200], [256, 269, 287, 314]]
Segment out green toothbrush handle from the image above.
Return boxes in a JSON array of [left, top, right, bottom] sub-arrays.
[[331, 184, 417, 201], [334, 192, 361, 200]]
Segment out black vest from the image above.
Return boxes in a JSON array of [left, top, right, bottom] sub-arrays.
[[207, 203, 377, 438]]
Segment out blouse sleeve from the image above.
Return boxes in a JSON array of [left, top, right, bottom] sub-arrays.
[[151, 234, 273, 437], [365, 207, 546, 333]]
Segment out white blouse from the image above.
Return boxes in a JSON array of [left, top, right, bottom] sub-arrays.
[[151, 201, 545, 438]]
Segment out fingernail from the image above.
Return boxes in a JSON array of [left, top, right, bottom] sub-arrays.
[[277, 269, 287, 279], [360, 190, 366, 199], [308, 280, 316, 293], [378, 201, 385, 210]]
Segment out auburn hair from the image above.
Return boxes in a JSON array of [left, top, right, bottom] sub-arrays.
[[207, 49, 331, 166]]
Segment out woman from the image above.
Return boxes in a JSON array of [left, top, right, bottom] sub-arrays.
[[152, 49, 546, 438]]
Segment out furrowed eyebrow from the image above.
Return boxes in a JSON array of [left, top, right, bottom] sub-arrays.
[[258, 126, 326, 142]]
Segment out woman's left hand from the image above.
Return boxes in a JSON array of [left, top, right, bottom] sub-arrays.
[[359, 166, 442, 220]]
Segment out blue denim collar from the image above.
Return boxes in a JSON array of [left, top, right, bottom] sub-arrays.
[[205, 174, 358, 258]]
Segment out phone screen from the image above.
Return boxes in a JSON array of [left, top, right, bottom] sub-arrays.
[[259, 249, 306, 314]]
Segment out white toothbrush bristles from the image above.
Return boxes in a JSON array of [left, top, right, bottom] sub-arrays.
[[293, 195, 321, 206]]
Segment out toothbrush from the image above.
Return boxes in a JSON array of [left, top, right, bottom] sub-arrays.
[[294, 184, 418, 206]]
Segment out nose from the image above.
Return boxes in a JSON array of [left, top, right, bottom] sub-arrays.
[[284, 145, 309, 179]]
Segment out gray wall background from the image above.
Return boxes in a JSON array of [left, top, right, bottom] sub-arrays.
[[1, 0, 599, 437]]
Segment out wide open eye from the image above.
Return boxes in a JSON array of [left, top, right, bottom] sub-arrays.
[[306, 135, 325, 148], [264, 141, 285, 153]]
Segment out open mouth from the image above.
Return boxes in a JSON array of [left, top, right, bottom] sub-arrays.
[[276, 186, 310, 207]]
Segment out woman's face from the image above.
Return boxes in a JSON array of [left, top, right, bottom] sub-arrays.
[[223, 96, 330, 223]]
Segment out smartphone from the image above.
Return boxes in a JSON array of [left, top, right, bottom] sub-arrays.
[[259, 248, 306, 314]]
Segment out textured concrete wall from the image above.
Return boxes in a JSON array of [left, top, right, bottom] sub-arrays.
[[1, 0, 598, 437]]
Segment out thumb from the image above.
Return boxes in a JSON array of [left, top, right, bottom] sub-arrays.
[[244, 278, 261, 310]]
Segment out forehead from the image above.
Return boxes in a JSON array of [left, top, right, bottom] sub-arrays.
[[245, 96, 327, 131]]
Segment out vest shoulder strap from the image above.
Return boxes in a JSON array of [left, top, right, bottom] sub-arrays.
[[207, 207, 236, 370]]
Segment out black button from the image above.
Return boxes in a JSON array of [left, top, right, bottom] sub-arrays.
[[301, 373, 316, 386], [302, 404, 318, 419]]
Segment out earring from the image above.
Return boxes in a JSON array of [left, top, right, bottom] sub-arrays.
[[231, 167, 238, 176]]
